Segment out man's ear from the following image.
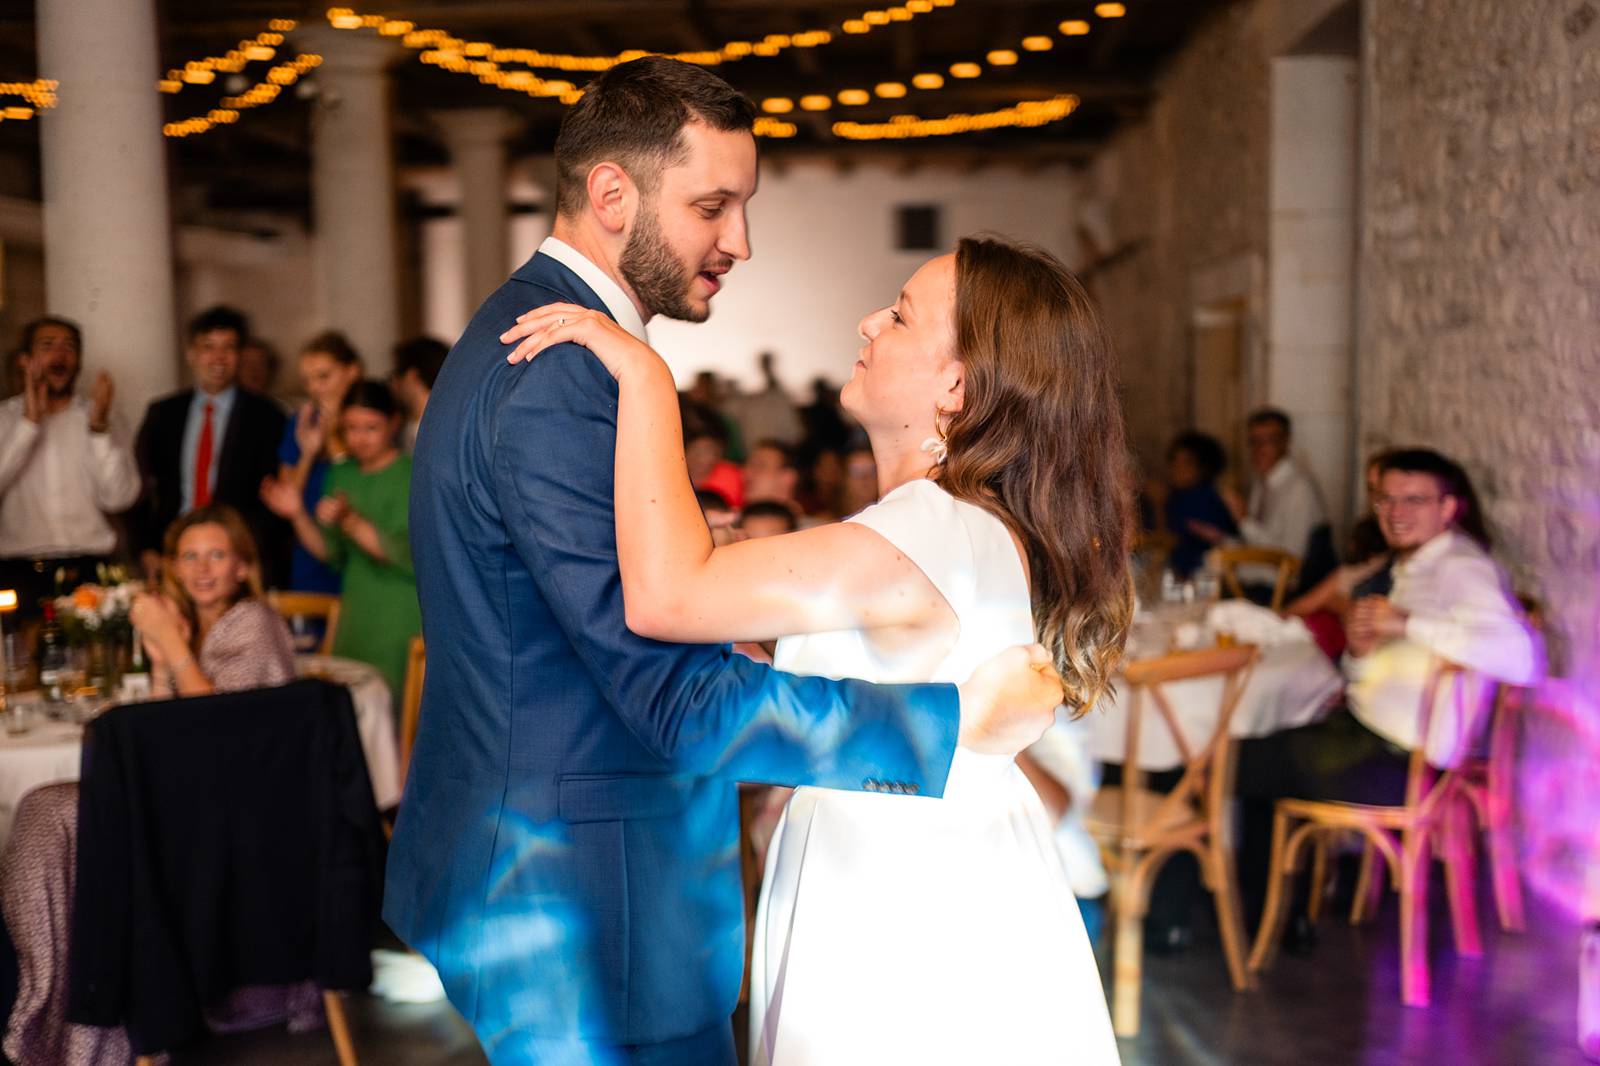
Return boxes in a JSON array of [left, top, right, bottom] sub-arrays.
[[586, 162, 634, 234]]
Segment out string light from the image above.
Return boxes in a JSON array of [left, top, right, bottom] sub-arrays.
[[761, 97, 795, 114], [912, 72, 944, 90], [832, 94, 1078, 140], [159, 22, 298, 93], [1095, 2, 1128, 17], [949, 62, 982, 78], [800, 94, 832, 111], [987, 49, 1019, 66], [324, 4, 950, 73], [1060, 20, 1091, 35], [875, 82, 908, 98], [752, 116, 797, 138], [163, 53, 321, 137], [837, 88, 871, 106], [1021, 36, 1054, 51], [0, 80, 58, 113]]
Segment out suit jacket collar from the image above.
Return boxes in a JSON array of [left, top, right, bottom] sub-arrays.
[[514, 238, 649, 343]]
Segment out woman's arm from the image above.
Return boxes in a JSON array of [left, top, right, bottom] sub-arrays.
[[261, 474, 332, 561], [502, 304, 949, 644], [1283, 568, 1345, 618]]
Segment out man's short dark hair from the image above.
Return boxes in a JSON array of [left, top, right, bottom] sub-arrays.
[[1167, 430, 1227, 483], [739, 500, 799, 533], [186, 305, 249, 346], [553, 56, 755, 218], [1378, 447, 1491, 548], [749, 438, 796, 470], [1246, 407, 1291, 437], [20, 315, 82, 355], [394, 336, 449, 390]]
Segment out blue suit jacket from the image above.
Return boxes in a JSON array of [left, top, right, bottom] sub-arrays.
[[384, 251, 960, 1061]]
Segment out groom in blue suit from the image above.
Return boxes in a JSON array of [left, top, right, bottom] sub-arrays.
[[386, 58, 1059, 1064]]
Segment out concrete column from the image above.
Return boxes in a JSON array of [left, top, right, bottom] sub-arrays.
[[37, 0, 178, 423], [434, 109, 519, 307], [298, 25, 401, 372]]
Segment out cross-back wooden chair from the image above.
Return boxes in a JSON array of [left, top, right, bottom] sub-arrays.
[[1209, 545, 1301, 611], [266, 590, 341, 655], [1248, 659, 1482, 1008], [1086, 643, 1261, 1036], [398, 635, 426, 778]]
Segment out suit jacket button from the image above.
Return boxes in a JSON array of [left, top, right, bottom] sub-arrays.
[[908, 783, 919, 795], [863, 778, 877, 791]]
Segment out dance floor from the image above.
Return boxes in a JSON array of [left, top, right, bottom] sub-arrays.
[[168, 882, 1582, 1066]]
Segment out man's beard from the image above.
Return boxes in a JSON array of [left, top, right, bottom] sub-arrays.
[[619, 207, 707, 323]]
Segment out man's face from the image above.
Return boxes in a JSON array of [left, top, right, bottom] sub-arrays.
[[743, 445, 796, 503], [1246, 420, 1289, 475], [1375, 470, 1459, 550], [24, 323, 80, 397], [619, 121, 757, 323], [739, 513, 793, 540], [186, 328, 240, 395]]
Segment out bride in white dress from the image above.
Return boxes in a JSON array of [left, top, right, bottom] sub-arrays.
[[504, 235, 1128, 1064]]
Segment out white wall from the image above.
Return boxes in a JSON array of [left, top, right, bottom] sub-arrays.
[[650, 158, 1080, 394]]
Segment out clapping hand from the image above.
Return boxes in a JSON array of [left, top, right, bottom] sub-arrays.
[[20, 359, 47, 425], [315, 491, 352, 528], [294, 401, 328, 457], [500, 302, 663, 382], [259, 475, 304, 519], [88, 371, 114, 432], [129, 592, 190, 668], [1345, 595, 1407, 657], [1186, 519, 1228, 545]]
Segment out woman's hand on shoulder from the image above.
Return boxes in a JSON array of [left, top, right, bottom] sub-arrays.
[[500, 302, 662, 382]]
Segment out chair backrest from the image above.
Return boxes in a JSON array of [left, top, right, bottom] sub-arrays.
[[1210, 546, 1301, 611], [1118, 643, 1260, 832], [267, 591, 340, 655], [398, 635, 425, 778]]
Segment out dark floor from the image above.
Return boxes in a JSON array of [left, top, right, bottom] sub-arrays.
[[173, 882, 1587, 1066]]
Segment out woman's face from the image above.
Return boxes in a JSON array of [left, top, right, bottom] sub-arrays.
[[841, 254, 962, 439], [300, 352, 360, 413], [173, 523, 247, 613], [342, 406, 399, 465], [1168, 448, 1201, 489]]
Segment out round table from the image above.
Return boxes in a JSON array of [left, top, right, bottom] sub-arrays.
[[0, 655, 403, 853]]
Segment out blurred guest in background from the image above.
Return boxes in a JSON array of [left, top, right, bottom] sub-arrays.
[[391, 336, 449, 454], [839, 445, 878, 516], [800, 376, 852, 457], [269, 331, 363, 594], [728, 350, 801, 448], [0, 316, 139, 615], [1162, 429, 1237, 579], [262, 380, 419, 696], [687, 369, 745, 461], [133, 306, 289, 587], [130, 503, 296, 697], [796, 448, 845, 520], [237, 338, 281, 399], [737, 499, 799, 541], [683, 395, 743, 510], [1285, 451, 1398, 658], [742, 438, 801, 515]]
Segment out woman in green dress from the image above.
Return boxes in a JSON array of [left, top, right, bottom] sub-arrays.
[[262, 379, 420, 696]]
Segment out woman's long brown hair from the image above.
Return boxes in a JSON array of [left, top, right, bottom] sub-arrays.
[[938, 235, 1134, 714], [160, 503, 265, 651]]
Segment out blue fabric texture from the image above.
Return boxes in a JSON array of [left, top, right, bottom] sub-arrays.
[[384, 251, 960, 1063], [277, 415, 341, 593]]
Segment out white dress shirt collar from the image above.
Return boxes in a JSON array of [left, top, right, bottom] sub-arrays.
[[537, 236, 649, 343]]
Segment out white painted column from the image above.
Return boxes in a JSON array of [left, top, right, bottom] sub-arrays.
[[434, 109, 519, 307], [37, 0, 178, 423], [299, 26, 401, 372], [1268, 55, 1359, 530]]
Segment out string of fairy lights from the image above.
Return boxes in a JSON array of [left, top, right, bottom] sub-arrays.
[[4, 2, 1132, 141]]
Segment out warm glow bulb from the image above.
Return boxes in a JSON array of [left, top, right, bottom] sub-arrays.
[[912, 72, 945, 89], [762, 97, 795, 113], [908, 0, 934, 10], [1060, 19, 1091, 35], [987, 49, 1018, 65], [949, 62, 982, 78], [800, 94, 832, 110], [837, 88, 871, 105], [842, 19, 870, 33], [1095, 2, 1127, 17], [1022, 36, 1054, 51], [875, 81, 908, 98]]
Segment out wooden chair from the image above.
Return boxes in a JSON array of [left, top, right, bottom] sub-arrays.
[[1086, 643, 1261, 1036], [266, 591, 341, 655], [1209, 545, 1301, 611], [1248, 660, 1482, 1008], [399, 635, 426, 777], [136, 993, 357, 1066]]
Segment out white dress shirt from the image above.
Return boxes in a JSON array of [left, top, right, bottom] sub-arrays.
[[0, 395, 140, 558], [537, 236, 649, 343], [179, 386, 237, 514], [1237, 454, 1327, 583], [1343, 528, 1543, 768]]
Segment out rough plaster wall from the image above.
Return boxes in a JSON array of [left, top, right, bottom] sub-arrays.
[[1090, 0, 1271, 475], [1360, 0, 1600, 906]]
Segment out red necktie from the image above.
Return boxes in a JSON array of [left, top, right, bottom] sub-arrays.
[[194, 402, 215, 507]]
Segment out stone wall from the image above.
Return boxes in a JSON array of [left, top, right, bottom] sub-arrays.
[[1359, 0, 1600, 906]]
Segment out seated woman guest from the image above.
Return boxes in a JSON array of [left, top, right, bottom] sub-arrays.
[[129, 504, 297, 697], [1163, 429, 1237, 578], [262, 380, 420, 697], [272, 331, 363, 594]]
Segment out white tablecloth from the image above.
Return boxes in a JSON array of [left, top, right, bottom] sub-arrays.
[[0, 655, 403, 852], [1087, 639, 1343, 772]]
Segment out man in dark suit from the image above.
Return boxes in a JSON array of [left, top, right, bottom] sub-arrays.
[[133, 306, 289, 586], [385, 58, 1060, 1064]]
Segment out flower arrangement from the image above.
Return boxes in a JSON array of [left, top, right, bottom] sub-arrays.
[[51, 564, 141, 646]]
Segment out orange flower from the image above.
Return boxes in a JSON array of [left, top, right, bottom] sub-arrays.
[[72, 585, 101, 611]]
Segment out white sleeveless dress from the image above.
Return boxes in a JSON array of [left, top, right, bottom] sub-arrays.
[[749, 479, 1120, 1065]]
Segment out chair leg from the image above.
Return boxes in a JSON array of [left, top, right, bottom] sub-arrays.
[[324, 989, 360, 1066], [1486, 799, 1525, 932], [1248, 806, 1295, 973], [1206, 840, 1255, 991], [1110, 874, 1147, 1038], [1308, 837, 1330, 925], [1351, 839, 1385, 925], [1442, 799, 1483, 958], [136, 1058, 158, 1066], [1399, 828, 1434, 1008]]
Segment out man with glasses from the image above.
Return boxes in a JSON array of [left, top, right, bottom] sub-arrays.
[[1234, 447, 1541, 943]]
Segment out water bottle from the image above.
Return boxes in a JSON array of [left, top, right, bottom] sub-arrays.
[[37, 602, 67, 703], [1582, 923, 1600, 1060]]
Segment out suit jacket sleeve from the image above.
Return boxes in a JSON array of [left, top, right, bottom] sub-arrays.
[[131, 403, 165, 558], [490, 342, 961, 796]]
